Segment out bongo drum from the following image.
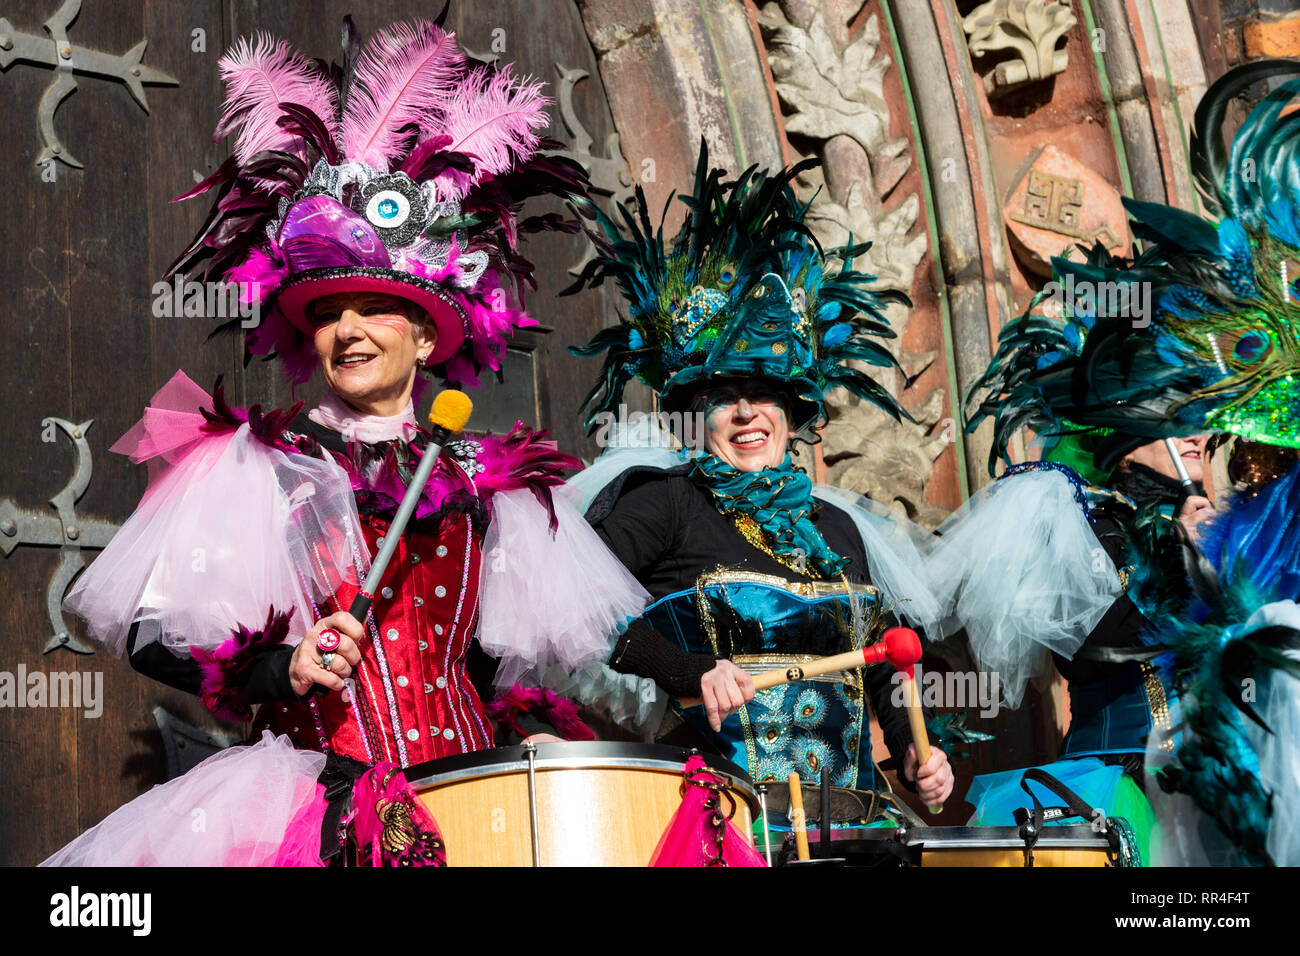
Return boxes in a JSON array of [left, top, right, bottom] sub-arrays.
[[404, 742, 759, 866]]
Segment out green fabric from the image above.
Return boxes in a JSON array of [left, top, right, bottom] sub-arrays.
[[1114, 774, 1155, 867], [1043, 432, 1116, 486]]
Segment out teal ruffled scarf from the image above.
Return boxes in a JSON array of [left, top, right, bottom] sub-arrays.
[[692, 454, 848, 577]]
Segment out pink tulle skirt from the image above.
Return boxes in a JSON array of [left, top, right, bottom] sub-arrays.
[[40, 732, 327, 867]]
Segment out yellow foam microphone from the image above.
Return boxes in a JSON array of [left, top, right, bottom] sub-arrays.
[[428, 388, 474, 441], [348, 389, 472, 624]]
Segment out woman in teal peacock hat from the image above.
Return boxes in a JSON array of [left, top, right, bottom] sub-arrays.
[[565, 144, 955, 835], [956, 59, 1300, 866], [942, 240, 1208, 867]]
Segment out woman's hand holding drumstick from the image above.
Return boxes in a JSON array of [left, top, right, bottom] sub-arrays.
[[684, 627, 954, 813]]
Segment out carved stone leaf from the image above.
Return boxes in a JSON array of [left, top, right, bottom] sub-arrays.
[[758, 5, 894, 156], [804, 184, 927, 293], [823, 388, 950, 529], [962, 0, 1076, 89]]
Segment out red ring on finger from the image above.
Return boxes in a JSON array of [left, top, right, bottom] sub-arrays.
[[316, 628, 341, 652]]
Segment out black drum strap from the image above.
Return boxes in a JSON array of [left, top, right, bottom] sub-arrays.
[[317, 751, 370, 864], [1013, 768, 1122, 866]]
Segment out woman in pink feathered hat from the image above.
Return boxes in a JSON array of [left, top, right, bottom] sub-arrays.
[[43, 17, 651, 867]]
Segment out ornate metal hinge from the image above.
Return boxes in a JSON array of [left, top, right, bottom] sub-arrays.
[[551, 62, 633, 275], [0, 417, 120, 654], [0, 0, 179, 168]]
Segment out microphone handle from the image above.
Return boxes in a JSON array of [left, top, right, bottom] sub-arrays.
[[349, 425, 454, 625], [1163, 438, 1198, 496]]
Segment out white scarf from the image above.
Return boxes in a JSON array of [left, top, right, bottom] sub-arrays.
[[308, 392, 419, 444]]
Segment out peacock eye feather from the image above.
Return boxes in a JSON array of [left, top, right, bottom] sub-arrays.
[[1233, 331, 1271, 364]]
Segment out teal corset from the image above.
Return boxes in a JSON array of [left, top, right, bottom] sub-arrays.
[[642, 572, 883, 790], [1060, 659, 1178, 759]]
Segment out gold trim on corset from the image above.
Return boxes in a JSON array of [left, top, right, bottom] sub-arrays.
[[690, 569, 882, 787], [1140, 661, 1174, 753], [693, 568, 880, 602], [730, 513, 815, 577]]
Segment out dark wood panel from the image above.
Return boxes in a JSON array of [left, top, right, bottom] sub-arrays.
[[2, 0, 88, 865]]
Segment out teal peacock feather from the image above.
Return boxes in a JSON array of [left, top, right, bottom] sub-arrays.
[[565, 140, 910, 431], [967, 60, 1300, 471]]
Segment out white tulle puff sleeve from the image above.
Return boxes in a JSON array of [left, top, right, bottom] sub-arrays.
[[925, 467, 1122, 709], [811, 485, 945, 636], [476, 484, 651, 690]]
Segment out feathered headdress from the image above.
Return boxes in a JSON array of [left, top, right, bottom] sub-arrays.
[[565, 142, 910, 432], [169, 16, 589, 388], [965, 241, 1126, 480], [969, 60, 1300, 472]]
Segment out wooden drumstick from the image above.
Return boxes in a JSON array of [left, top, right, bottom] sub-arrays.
[[899, 657, 944, 816], [787, 772, 810, 862], [678, 629, 922, 709]]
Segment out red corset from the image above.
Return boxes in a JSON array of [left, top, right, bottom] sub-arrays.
[[261, 511, 494, 766]]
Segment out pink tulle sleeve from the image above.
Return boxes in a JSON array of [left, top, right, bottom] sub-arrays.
[[109, 369, 216, 465], [475, 484, 650, 688], [63, 370, 368, 658]]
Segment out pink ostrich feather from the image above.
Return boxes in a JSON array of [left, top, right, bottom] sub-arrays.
[[341, 20, 465, 170], [441, 294, 537, 389], [215, 33, 338, 166], [434, 65, 551, 200]]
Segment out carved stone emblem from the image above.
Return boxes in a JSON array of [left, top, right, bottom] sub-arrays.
[[1004, 144, 1131, 277]]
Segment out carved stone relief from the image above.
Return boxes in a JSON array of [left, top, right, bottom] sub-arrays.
[[962, 0, 1077, 96], [758, 1, 940, 521], [1003, 143, 1131, 277]]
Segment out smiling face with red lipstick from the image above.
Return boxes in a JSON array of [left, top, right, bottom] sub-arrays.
[[694, 378, 792, 472], [1123, 435, 1209, 485], [310, 292, 437, 417]]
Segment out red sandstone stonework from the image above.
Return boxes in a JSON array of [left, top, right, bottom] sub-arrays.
[[1003, 144, 1132, 278], [1244, 14, 1300, 58]]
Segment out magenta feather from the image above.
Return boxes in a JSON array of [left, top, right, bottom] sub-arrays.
[[191, 607, 294, 723], [349, 764, 446, 866], [216, 33, 338, 166], [487, 686, 597, 743], [434, 66, 551, 200], [341, 20, 465, 169]]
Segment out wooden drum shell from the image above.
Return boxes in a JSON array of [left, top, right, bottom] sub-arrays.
[[405, 743, 759, 867]]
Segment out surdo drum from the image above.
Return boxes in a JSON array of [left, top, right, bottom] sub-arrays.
[[404, 742, 760, 866]]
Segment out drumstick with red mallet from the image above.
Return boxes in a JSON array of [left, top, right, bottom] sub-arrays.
[[884, 626, 945, 815], [679, 626, 942, 813], [678, 625, 922, 701], [314, 390, 473, 694]]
